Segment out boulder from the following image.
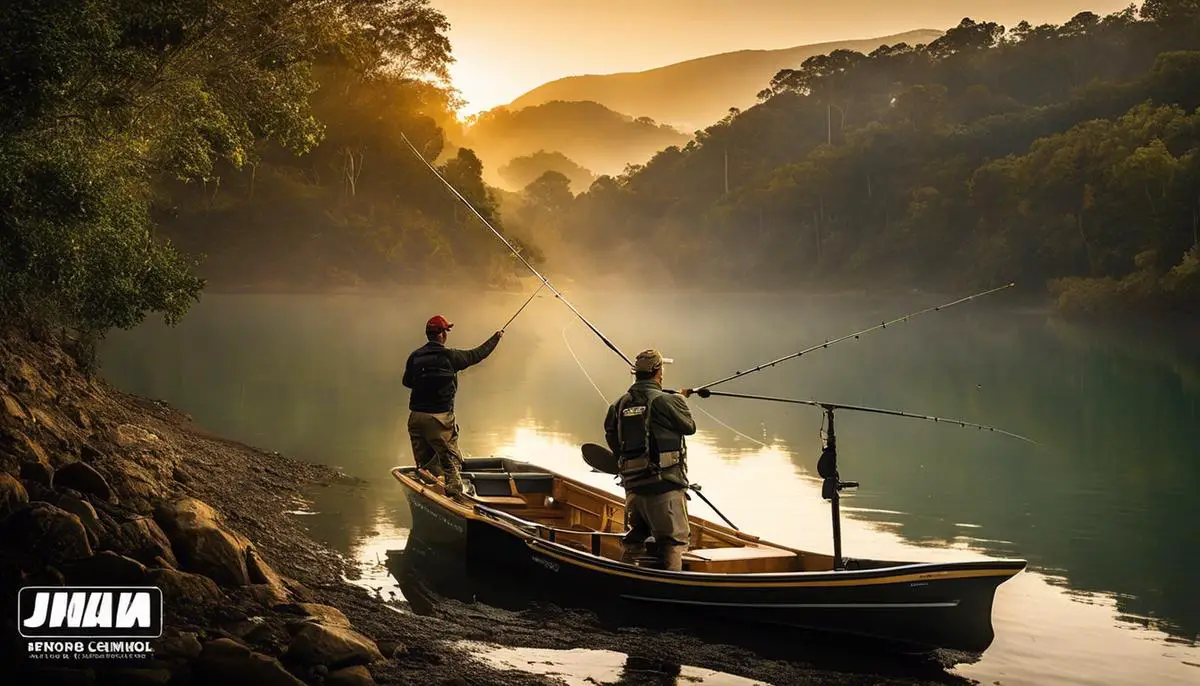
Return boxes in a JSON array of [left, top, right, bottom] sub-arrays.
[[146, 567, 225, 603], [106, 517, 178, 568], [154, 631, 202, 660], [65, 551, 148, 586], [53, 462, 112, 501], [0, 472, 28, 518], [287, 622, 384, 668], [327, 665, 376, 686], [154, 498, 250, 586], [296, 603, 352, 629], [56, 494, 102, 546], [13, 431, 51, 466], [246, 547, 293, 607], [197, 638, 307, 686], [20, 459, 52, 486], [0, 501, 92, 564]]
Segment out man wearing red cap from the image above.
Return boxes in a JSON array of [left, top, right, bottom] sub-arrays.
[[403, 315, 503, 497]]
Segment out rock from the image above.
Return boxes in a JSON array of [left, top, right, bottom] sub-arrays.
[[198, 638, 307, 686], [172, 466, 190, 483], [377, 640, 405, 659], [115, 424, 159, 446], [108, 517, 178, 568], [65, 551, 148, 585], [146, 567, 225, 603], [155, 498, 251, 586], [56, 494, 102, 545], [53, 462, 112, 501], [2, 393, 27, 421], [226, 616, 274, 642], [246, 547, 293, 606], [296, 603, 352, 629], [20, 459, 52, 486], [109, 458, 160, 511], [154, 631, 202, 660], [13, 431, 50, 466], [70, 406, 92, 431], [287, 622, 384, 668], [15, 359, 43, 393], [0, 472, 29, 518], [30, 407, 66, 443], [79, 443, 103, 462], [0, 501, 92, 564], [327, 665, 376, 686]]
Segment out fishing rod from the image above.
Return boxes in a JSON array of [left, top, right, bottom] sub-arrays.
[[401, 133, 633, 368], [694, 283, 1016, 391], [501, 282, 546, 332], [693, 388, 1038, 444]]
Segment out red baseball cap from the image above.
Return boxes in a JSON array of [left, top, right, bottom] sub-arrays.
[[426, 315, 453, 333]]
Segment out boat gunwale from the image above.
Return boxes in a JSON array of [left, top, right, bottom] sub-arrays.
[[391, 465, 1028, 587]]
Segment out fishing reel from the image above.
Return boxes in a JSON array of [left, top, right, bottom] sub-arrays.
[[817, 405, 858, 501]]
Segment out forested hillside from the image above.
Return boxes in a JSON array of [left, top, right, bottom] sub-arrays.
[[547, 4, 1200, 316]]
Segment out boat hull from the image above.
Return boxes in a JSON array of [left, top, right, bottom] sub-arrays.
[[397, 475, 1023, 654]]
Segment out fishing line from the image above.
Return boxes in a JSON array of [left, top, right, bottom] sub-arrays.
[[562, 325, 768, 448], [401, 133, 632, 368], [695, 389, 1038, 444], [696, 283, 1017, 391]]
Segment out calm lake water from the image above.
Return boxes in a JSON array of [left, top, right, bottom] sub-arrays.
[[100, 289, 1200, 685]]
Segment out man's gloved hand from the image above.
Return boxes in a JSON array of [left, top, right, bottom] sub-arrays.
[[680, 388, 694, 398]]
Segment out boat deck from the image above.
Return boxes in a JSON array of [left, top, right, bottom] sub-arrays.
[[419, 458, 841, 574]]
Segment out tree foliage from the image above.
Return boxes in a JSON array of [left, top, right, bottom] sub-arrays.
[[2, 0, 531, 341]]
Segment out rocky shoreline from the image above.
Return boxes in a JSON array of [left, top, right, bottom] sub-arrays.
[[0, 333, 564, 685], [0, 333, 969, 685]]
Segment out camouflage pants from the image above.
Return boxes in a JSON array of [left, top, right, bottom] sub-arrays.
[[408, 411, 464, 496], [622, 488, 691, 571]]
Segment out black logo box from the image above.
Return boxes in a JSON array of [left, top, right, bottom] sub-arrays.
[[18, 586, 164, 639]]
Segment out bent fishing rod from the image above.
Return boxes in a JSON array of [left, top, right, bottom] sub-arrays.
[[694, 283, 1016, 392], [401, 133, 633, 368], [692, 388, 1038, 444]]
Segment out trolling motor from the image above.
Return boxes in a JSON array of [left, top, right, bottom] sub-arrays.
[[817, 406, 859, 571]]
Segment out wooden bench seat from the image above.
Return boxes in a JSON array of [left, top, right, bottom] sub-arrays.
[[682, 545, 799, 573]]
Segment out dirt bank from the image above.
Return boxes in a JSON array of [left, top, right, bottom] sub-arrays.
[[0, 332, 969, 685]]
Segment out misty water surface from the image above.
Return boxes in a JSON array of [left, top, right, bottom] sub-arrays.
[[100, 288, 1200, 685]]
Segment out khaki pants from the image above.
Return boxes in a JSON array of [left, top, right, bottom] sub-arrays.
[[408, 411, 464, 496], [622, 488, 690, 571]]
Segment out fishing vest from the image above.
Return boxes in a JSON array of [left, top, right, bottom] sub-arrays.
[[614, 387, 688, 492], [408, 345, 458, 413]]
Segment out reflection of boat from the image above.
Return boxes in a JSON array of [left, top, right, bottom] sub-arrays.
[[390, 456, 1026, 654]]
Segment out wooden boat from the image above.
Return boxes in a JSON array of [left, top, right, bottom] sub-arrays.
[[390, 452, 1026, 654]]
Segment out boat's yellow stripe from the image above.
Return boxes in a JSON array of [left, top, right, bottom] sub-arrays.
[[398, 475, 1020, 590], [526, 543, 1018, 588]]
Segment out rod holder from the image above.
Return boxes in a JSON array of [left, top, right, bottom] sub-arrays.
[[818, 406, 859, 571]]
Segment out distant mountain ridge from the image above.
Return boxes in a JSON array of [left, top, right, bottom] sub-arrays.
[[508, 30, 945, 129], [462, 100, 690, 186]]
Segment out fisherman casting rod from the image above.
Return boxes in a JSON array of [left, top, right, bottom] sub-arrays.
[[401, 133, 633, 368], [501, 282, 546, 332], [695, 282, 1017, 391], [694, 389, 1039, 445]]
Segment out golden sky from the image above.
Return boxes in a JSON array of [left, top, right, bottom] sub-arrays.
[[435, 0, 1135, 116]]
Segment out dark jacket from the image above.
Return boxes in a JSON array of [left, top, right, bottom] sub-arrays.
[[604, 379, 697, 494], [403, 333, 501, 413]]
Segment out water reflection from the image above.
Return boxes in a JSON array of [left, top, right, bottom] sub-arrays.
[[99, 290, 1200, 684], [458, 642, 768, 686]]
